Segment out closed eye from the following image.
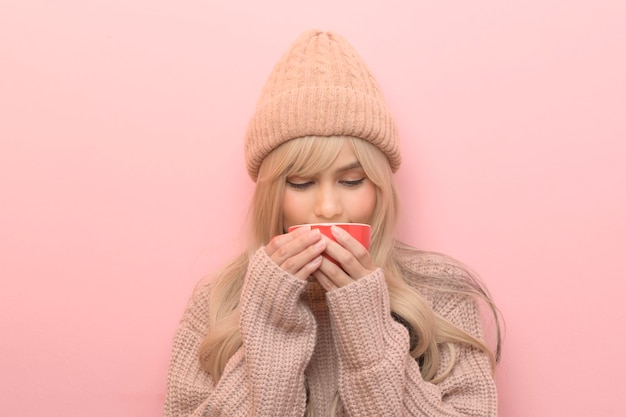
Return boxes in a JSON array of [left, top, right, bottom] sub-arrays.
[[286, 180, 314, 190], [340, 178, 365, 188]]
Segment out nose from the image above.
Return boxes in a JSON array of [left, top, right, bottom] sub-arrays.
[[314, 183, 343, 220]]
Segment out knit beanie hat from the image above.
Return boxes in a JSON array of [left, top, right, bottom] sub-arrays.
[[244, 30, 401, 181]]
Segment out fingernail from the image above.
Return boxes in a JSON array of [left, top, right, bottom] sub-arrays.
[[330, 225, 344, 237]]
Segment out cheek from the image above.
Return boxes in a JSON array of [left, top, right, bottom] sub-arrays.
[[351, 185, 377, 221], [282, 191, 306, 226]]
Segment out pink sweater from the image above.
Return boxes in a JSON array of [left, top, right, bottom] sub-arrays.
[[164, 248, 497, 416]]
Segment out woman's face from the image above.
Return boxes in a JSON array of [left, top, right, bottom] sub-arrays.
[[282, 140, 377, 230]]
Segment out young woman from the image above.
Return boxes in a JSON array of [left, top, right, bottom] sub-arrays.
[[164, 30, 501, 417]]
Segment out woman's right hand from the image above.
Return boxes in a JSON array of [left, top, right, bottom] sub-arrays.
[[264, 227, 326, 281]]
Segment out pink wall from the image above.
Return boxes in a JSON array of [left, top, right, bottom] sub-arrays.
[[1, 1, 625, 415]]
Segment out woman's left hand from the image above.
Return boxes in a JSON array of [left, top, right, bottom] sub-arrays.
[[312, 225, 377, 291]]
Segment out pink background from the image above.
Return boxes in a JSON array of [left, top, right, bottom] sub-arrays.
[[1, 0, 625, 415]]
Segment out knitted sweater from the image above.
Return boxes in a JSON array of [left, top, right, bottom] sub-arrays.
[[164, 248, 497, 416]]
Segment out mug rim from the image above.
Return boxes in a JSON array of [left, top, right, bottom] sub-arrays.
[[288, 222, 371, 230]]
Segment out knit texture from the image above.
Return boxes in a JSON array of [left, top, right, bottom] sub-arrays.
[[245, 30, 401, 181], [164, 249, 497, 416]]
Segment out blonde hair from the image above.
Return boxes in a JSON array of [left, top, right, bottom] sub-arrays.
[[198, 136, 501, 414]]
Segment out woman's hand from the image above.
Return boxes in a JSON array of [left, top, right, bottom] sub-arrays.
[[264, 227, 327, 280], [313, 225, 377, 291]]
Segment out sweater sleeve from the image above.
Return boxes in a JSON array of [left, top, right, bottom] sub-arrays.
[[326, 270, 497, 417], [164, 248, 317, 417]]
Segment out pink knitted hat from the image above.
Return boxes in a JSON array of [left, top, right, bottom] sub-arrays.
[[244, 30, 401, 181]]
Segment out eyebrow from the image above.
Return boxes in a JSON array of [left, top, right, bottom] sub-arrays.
[[334, 161, 363, 174]]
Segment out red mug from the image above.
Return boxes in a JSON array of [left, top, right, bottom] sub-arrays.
[[288, 223, 371, 265]]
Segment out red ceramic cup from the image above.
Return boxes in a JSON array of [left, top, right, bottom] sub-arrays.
[[288, 223, 371, 265]]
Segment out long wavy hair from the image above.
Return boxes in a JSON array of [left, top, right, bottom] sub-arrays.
[[198, 136, 501, 415]]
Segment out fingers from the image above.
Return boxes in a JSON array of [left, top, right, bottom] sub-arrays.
[[265, 225, 310, 257], [292, 255, 323, 281], [312, 270, 337, 292], [265, 227, 327, 280], [322, 226, 376, 278], [313, 226, 377, 290], [313, 259, 354, 291], [264, 225, 377, 286]]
